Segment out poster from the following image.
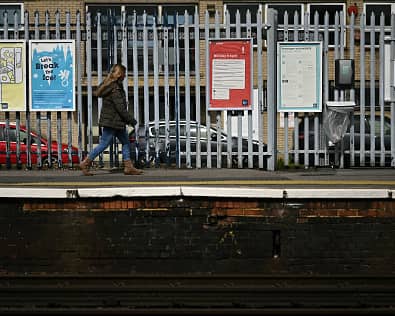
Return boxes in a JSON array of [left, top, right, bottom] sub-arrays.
[[29, 40, 76, 111], [0, 40, 26, 111], [277, 42, 322, 112], [209, 39, 252, 110]]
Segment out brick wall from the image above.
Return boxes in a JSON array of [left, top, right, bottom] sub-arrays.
[[0, 196, 394, 275]]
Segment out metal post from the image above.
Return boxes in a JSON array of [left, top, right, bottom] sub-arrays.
[[266, 8, 278, 171], [184, 11, 191, 168], [194, 9, 201, 169]]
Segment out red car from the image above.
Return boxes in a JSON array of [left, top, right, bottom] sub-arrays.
[[0, 122, 80, 167]]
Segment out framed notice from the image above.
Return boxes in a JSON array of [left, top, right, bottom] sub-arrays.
[[29, 40, 76, 111], [0, 40, 26, 111], [209, 39, 252, 110], [277, 42, 322, 112]]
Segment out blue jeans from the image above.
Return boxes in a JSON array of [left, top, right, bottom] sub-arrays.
[[88, 127, 131, 162]]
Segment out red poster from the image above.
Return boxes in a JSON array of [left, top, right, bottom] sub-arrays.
[[209, 39, 252, 110]]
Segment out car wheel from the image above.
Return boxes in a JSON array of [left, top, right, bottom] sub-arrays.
[[42, 156, 59, 169]]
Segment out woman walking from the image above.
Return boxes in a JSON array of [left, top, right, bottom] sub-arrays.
[[79, 64, 143, 176]]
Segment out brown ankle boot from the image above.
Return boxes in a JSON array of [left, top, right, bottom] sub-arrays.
[[124, 160, 143, 175], [79, 157, 93, 176]]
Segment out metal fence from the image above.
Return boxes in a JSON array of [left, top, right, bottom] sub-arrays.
[[0, 9, 394, 170]]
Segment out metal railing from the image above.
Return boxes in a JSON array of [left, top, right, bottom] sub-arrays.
[[0, 9, 394, 170]]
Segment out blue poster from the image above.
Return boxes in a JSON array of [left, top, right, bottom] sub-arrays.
[[29, 40, 75, 111]]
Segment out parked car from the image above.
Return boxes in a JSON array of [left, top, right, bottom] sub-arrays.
[[0, 122, 80, 167], [129, 120, 267, 168], [294, 114, 392, 167]]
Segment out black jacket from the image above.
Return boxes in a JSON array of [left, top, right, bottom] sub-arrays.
[[96, 80, 137, 130]]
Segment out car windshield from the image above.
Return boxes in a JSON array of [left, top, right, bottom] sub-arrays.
[[148, 122, 229, 141], [0, 127, 40, 144]]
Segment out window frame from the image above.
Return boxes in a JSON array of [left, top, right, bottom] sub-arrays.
[[307, 3, 346, 47], [223, 3, 263, 24], [0, 3, 24, 29], [86, 4, 197, 74], [364, 2, 394, 46], [265, 3, 304, 44], [161, 4, 197, 26], [265, 3, 304, 25]]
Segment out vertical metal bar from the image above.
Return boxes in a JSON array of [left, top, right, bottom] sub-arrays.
[[96, 13, 104, 167], [112, 15, 119, 168], [370, 12, 376, 166], [246, 10, 253, 169], [66, 11, 73, 168], [153, 17, 160, 167], [334, 11, 341, 168], [143, 13, 150, 166], [121, 10, 127, 86], [267, 8, 278, 171], [76, 11, 83, 163], [55, 10, 62, 168], [13, 10, 19, 39], [132, 12, 140, 164], [86, 11, 93, 156], [215, 10, 222, 169], [205, 10, 212, 168], [323, 12, 330, 166], [194, 9, 201, 169], [34, 11, 42, 169], [349, 13, 356, 167], [14, 11, 21, 169], [303, 12, 309, 168], [339, 10, 346, 168], [236, 10, 242, 168], [175, 14, 181, 168], [3, 12, 11, 169], [44, 10, 53, 169], [121, 9, 129, 170], [313, 11, 320, 167], [293, 11, 299, 165], [379, 13, 385, 166], [121, 8, 128, 167], [184, 11, 191, 168], [225, 9, 232, 169], [24, 10, 32, 169], [113, 23, 118, 65], [360, 14, 366, 167], [257, 10, 265, 169], [391, 13, 395, 167], [282, 12, 289, 167], [164, 27, 170, 166], [3, 11, 8, 39]]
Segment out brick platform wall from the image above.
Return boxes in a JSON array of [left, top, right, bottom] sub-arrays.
[[0, 197, 394, 275]]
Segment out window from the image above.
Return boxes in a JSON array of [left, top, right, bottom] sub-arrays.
[[7, 129, 16, 142], [265, 3, 303, 25], [162, 5, 196, 25], [126, 5, 157, 26], [224, 3, 261, 45], [307, 3, 346, 46], [87, 4, 196, 74], [265, 3, 304, 42], [224, 3, 261, 24], [0, 3, 23, 30], [88, 5, 122, 25], [364, 3, 394, 45]]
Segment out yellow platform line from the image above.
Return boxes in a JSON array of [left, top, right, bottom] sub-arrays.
[[2, 180, 395, 187]]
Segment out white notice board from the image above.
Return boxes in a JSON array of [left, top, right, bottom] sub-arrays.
[[277, 42, 322, 112]]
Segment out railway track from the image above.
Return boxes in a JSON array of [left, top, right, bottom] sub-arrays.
[[0, 274, 394, 315]]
